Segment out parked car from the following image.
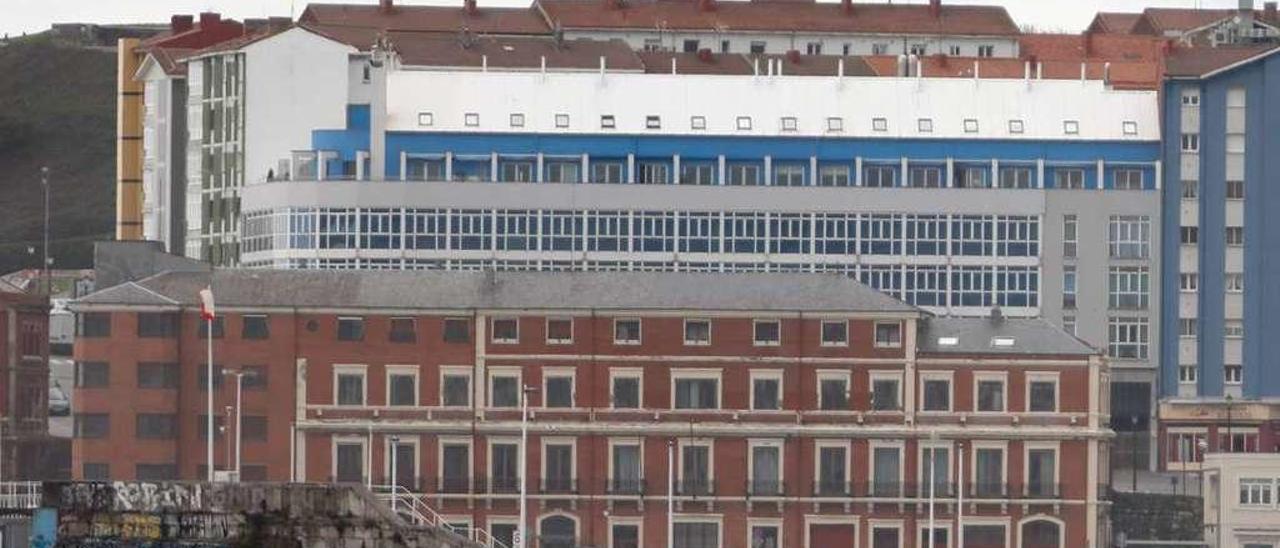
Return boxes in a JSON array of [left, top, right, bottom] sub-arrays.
[[48, 385, 70, 416]]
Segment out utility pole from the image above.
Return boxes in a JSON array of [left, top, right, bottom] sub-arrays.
[[518, 385, 536, 548], [40, 167, 50, 296]]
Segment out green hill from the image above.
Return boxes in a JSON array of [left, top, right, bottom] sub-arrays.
[[0, 33, 116, 275]]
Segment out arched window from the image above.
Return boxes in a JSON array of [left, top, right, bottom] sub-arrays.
[[540, 515, 577, 548], [1021, 519, 1062, 548]]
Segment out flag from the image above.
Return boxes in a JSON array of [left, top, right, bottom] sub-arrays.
[[199, 287, 216, 321]]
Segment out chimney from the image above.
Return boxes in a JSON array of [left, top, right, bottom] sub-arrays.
[[697, 48, 713, 62], [268, 16, 293, 32], [464, 0, 478, 14], [198, 12, 221, 28], [787, 49, 801, 63], [929, 0, 941, 18], [379, 0, 395, 14], [698, 0, 716, 12], [842, 0, 853, 15], [171, 15, 194, 34]]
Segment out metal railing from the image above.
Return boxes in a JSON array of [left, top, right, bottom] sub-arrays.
[[371, 484, 509, 548], [0, 481, 41, 509]]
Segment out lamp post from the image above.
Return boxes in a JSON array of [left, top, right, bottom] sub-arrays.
[[667, 438, 675, 548], [222, 406, 233, 472], [927, 432, 938, 548], [517, 385, 536, 548], [224, 368, 247, 479], [1224, 395, 1234, 453], [956, 441, 965, 548], [1130, 416, 1139, 492], [389, 435, 401, 512], [40, 167, 50, 296]]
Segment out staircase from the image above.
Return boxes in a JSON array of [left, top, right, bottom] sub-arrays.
[[371, 485, 510, 548]]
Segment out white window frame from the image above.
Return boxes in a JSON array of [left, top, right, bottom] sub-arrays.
[[541, 367, 576, 409], [868, 520, 905, 548], [606, 437, 643, 492], [333, 364, 368, 406], [1023, 441, 1061, 496], [491, 316, 519, 344], [554, 113, 569, 128], [816, 370, 851, 411], [545, 317, 574, 345], [608, 517, 645, 548], [417, 112, 433, 127], [609, 367, 643, 409], [1180, 273, 1199, 292], [683, 318, 712, 346], [815, 439, 851, 493], [753, 319, 781, 347], [1237, 478, 1275, 507], [972, 371, 1008, 414], [918, 440, 954, 496], [869, 370, 904, 413], [613, 318, 641, 345], [874, 321, 903, 348], [1225, 273, 1244, 293], [487, 367, 522, 408], [1225, 363, 1243, 385], [970, 441, 1008, 495], [464, 112, 479, 127], [383, 435, 420, 487], [437, 435, 473, 491], [749, 369, 784, 411], [748, 438, 784, 494], [820, 319, 849, 347], [671, 369, 722, 410], [869, 440, 905, 495], [332, 434, 368, 484], [1025, 372, 1060, 413], [917, 520, 955, 548], [509, 113, 525, 128], [677, 438, 716, 487], [488, 517, 520, 546], [541, 437, 577, 490], [919, 371, 954, 413], [747, 519, 783, 548], [439, 366, 472, 408], [384, 365, 419, 407], [486, 436, 520, 493]]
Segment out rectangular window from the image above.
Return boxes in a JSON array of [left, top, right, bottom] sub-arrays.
[[388, 317, 416, 343], [827, 117, 844, 132], [819, 165, 850, 187], [135, 413, 177, 439], [543, 441, 575, 492], [863, 165, 896, 188], [1108, 317, 1149, 360], [82, 463, 110, 480], [1179, 318, 1198, 337], [753, 320, 781, 346], [1064, 120, 1080, 135], [1109, 215, 1151, 259], [591, 161, 624, 183], [1181, 133, 1199, 152], [921, 376, 951, 412], [337, 317, 365, 341], [736, 116, 753, 130], [909, 166, 942, 188], [1226, 180, 1245, 199], [440, 442, 470, 492], [1027, 447, 1057, 497], [137, 362, 178, 389], [79, 312, 111, 337], [1180, 273, 1199, 291], [612, 372, 640, 409], [680, 162, 715, 185], [817, 444, 848, 495], [1028, 376, 1058, 412], [1239, 478, 1273, 506], [1181, 226, 1199, 244], [871, 374, 902, 411], [74, 413, 109, 439], [241, 314, 269, 339], [1115, 169, 1144, 190], [1063, 215, 1077, 258], [974, 447, 1005, 496], [335, 368, 366, 405], [1225, 273, 1244, 292], [137, 313, 177, 338], [872, 117, 888, 132], [544, 372, 574, 408], [441, 370, 470, 407], [1182, 180, 1199, 198], [872, 445, 902, 496], [684, 319, 711, 346], [1179, 365, 1197, 383], [918, 118, 934, 133], [773, 164, 805, 186], [491, 317, 519, 343], [1226, 226, 1244, 246], [600, 115, 616, 129], [690, 116, 707, 130], [964, 118, 979, 133], [819, 374, 849, 411], [1062, 265, 1077, 309], [674, 376, 719, 410], [679, 445, 713, 495], [978, 44, 995, 57], [976, 377, 1005, 412], [820, 320, 847, 346], [998, 166, 1033, 189], [637, 161, 669, 184], [611, 441, 642, 494], [464, 113, 479, 127], [76, 361, 109, 388], [1225, 320, 1244, 338], [673, 522, 718, 547], [443, 318, 470, 343], [1055, 168, 1085, 189], [1109, 267, 1150, 310], [136, 464, 178, 480], [727, 163, 761, 186], [874, 321, 901, 347], [614, 318, 641, 345], [490, 372, 519, 407], [388, 370, 417, 406], [545, 318, 573, 344], [751, 371, 781, 411], [750, 442, 782, 495], [488, 441, 519, 493], [198, 317, 224, 339]]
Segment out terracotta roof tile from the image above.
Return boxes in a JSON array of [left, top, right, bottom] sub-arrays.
[[536, 0, 1019, 36], [1132, 8, 1234, 35], [389, 33, 643, 70], [1086, 12, 1142, 34], [1165, 44, 1279, 77], [300, 3, 552, 35], [1019, 33, 1166, 63]]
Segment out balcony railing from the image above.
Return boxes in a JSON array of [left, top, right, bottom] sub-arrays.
[[476, 475, 520, 494], [540, 477, 577, 494], [608, 478, 646, 495], [675, 478, 714, 496], [748, 479, 784, 497], [1023, 482, 1062, 499], [812, 480, 850, 497], [439, 476, 471, 494]]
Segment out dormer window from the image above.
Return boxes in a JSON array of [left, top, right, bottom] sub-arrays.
[[990, 336, 1016, 347]]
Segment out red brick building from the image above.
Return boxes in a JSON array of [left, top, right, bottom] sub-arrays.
[[0, 282, 52, 480], [72, 266, 1111, 548]]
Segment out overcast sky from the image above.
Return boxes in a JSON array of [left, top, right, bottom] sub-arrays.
[[0, 0, 1248, 38]]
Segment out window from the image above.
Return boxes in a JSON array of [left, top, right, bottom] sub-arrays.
[[487, 441, 519, 493], [600, 115, 616, 129], [388, 317, 416, 344], [1108, 317, 1148, 360], [1055, 169, 1085, 189], [998, 166, 1033, 189], [1009, 119, 1025, 134], [542, 318, 573, 345], [684, 319, 711, 346], [82, 463, 110, 480], [872, 117, 888, 132], [1115, 169, 1144, 190], [820, 320, 847, 346], [1026, 446, 1057, 497], [780, 116, 798, 132], [509, 113, 525, 128], [1182, 180, 1199, 198], [137, 362, 178, 389], [591, 161, 624, 184], [748, 441, 782, 496], [963, 118, 979, 133], [1062, 265, 1077, 309], [1179, 318, 1198, 337], [975, 375, 1005, 412], [1109, 215, 1150, 259], [491, 317, 518, 343], [819, 165, 850, 186], [645, 115, 661, 129], [673, 375, 719, 409], [337, 317, 364, 341], [1180, 273, 1198, 292], [137, 313, 177, 338], [1181, 226, 1199, 244], [721, 40, 731, 53], [682, 39, 699, 53], [79, 313, 111, 337], [417, 112, 433, 126], [678, 443, 714, 495], [818, 372, 849, 411], [1063, 120, 1079, 135], [872, 43, 889, 55], [1226, 272, 1244, 292], [805, 42, 822, 55], [1123, 121, 1138, 135], [1227, 180, 1245, 199], [827, 117, 843, 132], [135, 413, 176, 439], [440, 369, 470, 407], [874, 321, 901, 347], [921, 375, 951, 412], [1028, 375, 1058, 412], [1181, 133, 1199, 152], [1109, 267, 1149, 310], [242, 314, 269, 339], [773, 164, 805, 186], [76, 361, 108, 388], [439, 441, 470, 492], [817, 443, 848, 495], [863, 165, 896, 187], [909, 166, 942, 188], [443, 318, 470, 343], [973, 446, 1005, 496], [736, 116, 753, 130], [872, 444, 902, 496], [74, 413, 109, 438], [918, 118, 933, 133], [387, 369, 417, 406], [335, 367, 366, 405], [544, 370, 574, 408], [871, 373, 902, 411], [555, 113, 569, 128], [1239, 478, 1274, 506], [614, 318, 641, 345], [751, 524, 780, 548], [464, 113, 479, 127], [612, 371, 641, 408], [750, 41, 766, 54], [490, 371, 520, 407], [1226, 226, 1244, 246], [673, 521, 718, 547], [753, 320, 780, 346], [1063, 315, 1076, 335], [909, 43, 926, 55], [751, 371, 781, 411], [199, 317, 224, 338], [136, 464, 177, 480], [1181, 91, 1200, 105], [1179, 365, 1197, 383], [977, 44, 995, 57], [690, 116, 706, 130], [1225, 320, 1244, 338]]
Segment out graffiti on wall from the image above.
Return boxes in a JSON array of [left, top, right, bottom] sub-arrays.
[[50, 482, 227, 514]]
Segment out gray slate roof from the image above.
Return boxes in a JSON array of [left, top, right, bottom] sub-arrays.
[[918, 316, 1097, 356], [76, 270, 919, 314]]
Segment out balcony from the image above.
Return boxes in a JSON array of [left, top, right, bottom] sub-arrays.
[[968, 482, 1009, 498], [608, 478, 646, 495], [812, 480, 849, 497], [748, 479, 784, 497], [1022, 482, 1062, 500], [906, 482, 958, 498], [675, 478, 714, 497], [540, 477, 577, 495], [439, 476, 471, 494], [477, 475, 520, 494]]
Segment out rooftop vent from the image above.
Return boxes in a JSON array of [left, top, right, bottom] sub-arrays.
[[991, 336, 1016, 348], [929, 0, 942, 18], [937, 336, 959, 346], [989, 306, 1004, 325]]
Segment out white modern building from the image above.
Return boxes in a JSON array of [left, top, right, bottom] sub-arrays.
[[1203, 453, 1280, 548]]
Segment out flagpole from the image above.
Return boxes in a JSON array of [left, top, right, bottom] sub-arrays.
[[201, 285, 215, 483]]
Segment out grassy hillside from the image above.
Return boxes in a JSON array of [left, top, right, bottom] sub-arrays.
[[0, 33, 116, 275]]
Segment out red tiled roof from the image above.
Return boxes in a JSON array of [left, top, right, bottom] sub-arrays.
[[1086, 12, 1141, 34], [1131, 8, 1235, 35], [637, 50, 877, 75], [183, 25, 295, 58], [391, 33, 644, 70], [300, 3, 552, 35], [861, 55, 1158, 90], [140, 16, 247, 49], [146, 47, 197, 76], [536, 0, 1020, 36], [1018, 33, 1167, 63], [1165, 44, 1279, 77]]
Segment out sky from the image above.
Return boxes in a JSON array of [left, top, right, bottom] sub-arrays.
[[0, 0, 1251, 38]]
